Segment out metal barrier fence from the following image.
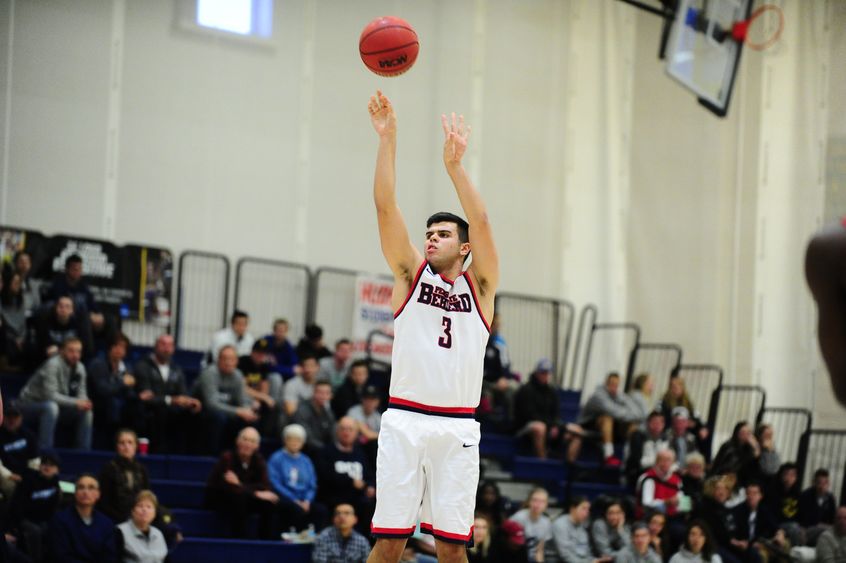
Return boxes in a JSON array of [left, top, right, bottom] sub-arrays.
[[760, 407, 812, 464], [626, 343, 682, 395], [570, 305, 641, 398], [175, 251, 230, 352], [708, 385, 766, 459], [495, 292, 575, 385], [122, 320, 169, 348], [675, 364, 724, 428], [798, 430, 846, 504], [311, 267, 393, 348], [234, 258, 311, 343]]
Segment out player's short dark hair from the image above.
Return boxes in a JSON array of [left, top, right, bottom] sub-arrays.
[[427, 212, 469, 244], [231, 310, 248, 324], [65, 254, 83, 268]]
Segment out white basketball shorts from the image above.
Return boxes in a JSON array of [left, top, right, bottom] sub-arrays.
[[370, 401, 480, 545]]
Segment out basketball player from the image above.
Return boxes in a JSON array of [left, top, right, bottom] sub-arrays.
[[366, 90, 498, 563], [805, 220, 846, 407]]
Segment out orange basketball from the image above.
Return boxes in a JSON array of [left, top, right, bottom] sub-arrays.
[[359, 16, 419, 77]]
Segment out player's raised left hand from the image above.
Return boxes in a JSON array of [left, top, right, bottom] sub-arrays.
[[441, 112, 471, 167]]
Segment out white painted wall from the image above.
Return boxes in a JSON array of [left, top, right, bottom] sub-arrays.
[[1, 0, 844, 423]]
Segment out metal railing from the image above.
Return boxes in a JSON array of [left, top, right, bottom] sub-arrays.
[[798, 429, 846, 504], [311, 267, 393, 348], [626, 343, 683, 395], [674, 364, 724, 427], [175, 251, 230, 352], [708, 385, 766, 459], [760, 407, 812, 464], [569, 305, 641, 398], [494, 292, 575, 385], [234, 258, 311, 342]]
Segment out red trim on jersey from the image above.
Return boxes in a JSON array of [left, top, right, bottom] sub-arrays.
[[438, 272, 455, 285], [420, 522, 474, 542], [388, 397, 475, 415], [393, 261, 428, 319], [462, 272, 491, 333], [371, 524, 416, 536]]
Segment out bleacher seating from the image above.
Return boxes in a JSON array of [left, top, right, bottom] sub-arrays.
[[169, 538, 312, 563]]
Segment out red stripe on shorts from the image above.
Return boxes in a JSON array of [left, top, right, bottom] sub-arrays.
[[420, 522, 474, 541], [388, 397, 475, 415]]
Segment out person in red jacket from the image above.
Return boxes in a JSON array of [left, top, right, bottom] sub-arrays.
[[637, 448, 687, 519]]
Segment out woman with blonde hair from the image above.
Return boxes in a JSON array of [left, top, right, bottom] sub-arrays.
[[467, 512, 494, 563], [659, 376, 709, 441], [115, 490, 167, 563]]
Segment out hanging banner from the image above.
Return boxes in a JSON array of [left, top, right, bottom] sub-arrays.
[[351, 274, 394, 363], [0, 226, 173, 328]]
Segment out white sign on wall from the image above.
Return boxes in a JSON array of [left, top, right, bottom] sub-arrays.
[[351, 275, 395, 364]]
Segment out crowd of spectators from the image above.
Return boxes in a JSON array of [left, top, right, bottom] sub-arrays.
[[1, 253, 844, 562]]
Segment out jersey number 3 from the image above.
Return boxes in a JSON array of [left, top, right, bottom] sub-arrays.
[[438, 316, 452, 349]]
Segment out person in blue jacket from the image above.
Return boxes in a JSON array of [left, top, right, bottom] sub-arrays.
[[268, 423, 327, 532], [48, 472, 117, 562]]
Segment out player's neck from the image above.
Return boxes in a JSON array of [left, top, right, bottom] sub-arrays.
[[430, 260, 463, 283]]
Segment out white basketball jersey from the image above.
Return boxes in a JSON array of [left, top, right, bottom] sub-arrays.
[[390, 261, 490, 410]]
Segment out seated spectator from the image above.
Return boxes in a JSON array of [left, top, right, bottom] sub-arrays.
[[797, 468, 837, 546], [97, 429, 150, 523], [710, 421, 761, 486], [550, 495, 603, 563], [205, 427, 278, 539], [475, 480, 512, 528], [315, 416, 375, 533], [754, 423, 780, 484], [12, 251, 41, 317], [626, 412, 669, 488], [312, 503, 370, 563], [318, 338, 353, 390], [646, 511, 670, 562], [637, 449, 687, 520], [238, 338, 283, 437], [207, 310, 254, 364], [331, 359, 370, 420], [0, 401, 39, 500], [262, 318, 298, 381], [115, 490, 168, 563], [47, 473, 116, 562], [284, 354, 320, 418], [579, 372, 639, 466], [18, 337, 93, 450], [481, 313, 518, 426], [87, 333, 139, 448], [729, 481, 787, 562], [664, 406, 699, 469], [816, 506, 846, 563], [293, 380, 335, 454], [627, 373, 656, 426], [693, 477, 737, 563], [31, 296, 94, 365], [514, 358, 583, 461], [591, 499, 631, 559], [467, 513, 494, 563], [267, 423, 325, 532], [45, 255, 109, 349], [1, 269, 27, 369], [658, 377, 709, 443], [681, 453, 707, 508], [489, 519, 530, 563], [616, 522, 662, 563], [347, 384, 381, 466], [510, 487, 553, 562], [194, 345, 258, 453], [668, 520, 723, 563], [133, 334, 201, 454], [296, 323, 331, 361], [5, 452, 62, 563], [767, 462, 802, 546]]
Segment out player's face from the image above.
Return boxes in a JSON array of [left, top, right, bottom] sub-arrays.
[[425, 222, 468, 268]]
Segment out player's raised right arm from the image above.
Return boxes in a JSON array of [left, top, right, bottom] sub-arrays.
[[369, 91, 422, 286]]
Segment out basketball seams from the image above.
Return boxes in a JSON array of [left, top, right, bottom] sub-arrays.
[[360, 41, 420, 57], [359, 24, 416, 46]]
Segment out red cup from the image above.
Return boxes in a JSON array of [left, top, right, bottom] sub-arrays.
[[138, 437, 149, 456]]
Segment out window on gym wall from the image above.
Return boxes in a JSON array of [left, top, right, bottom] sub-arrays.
[[192, 0, 273, 38]]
